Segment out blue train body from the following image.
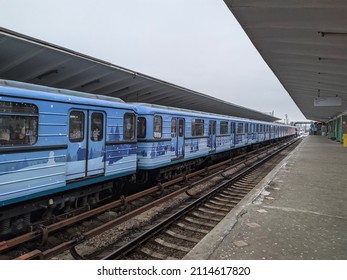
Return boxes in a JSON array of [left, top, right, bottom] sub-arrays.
[[134, 103, 295, 174], [135, 104, 235, 170], [0, 80, 296, 235]]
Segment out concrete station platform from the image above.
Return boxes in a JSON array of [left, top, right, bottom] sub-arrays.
[[184, 136, 347, 260]]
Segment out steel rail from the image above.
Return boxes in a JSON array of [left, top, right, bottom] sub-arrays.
[[102, 138, 299, 260], [6, 137, 295, 259]]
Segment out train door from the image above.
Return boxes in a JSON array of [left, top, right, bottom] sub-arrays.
[[259, 124, 264, 142], [67, 110, 105, 181], [249, 123, 253, 143], [209, 120, 216, 152], [253, 123, 257, 143], [171, 118, 185, 160], [230, 121, 235, 147], [267, 125, 271, 140], [245, 123, 249, 144], [255, 124, 259, 143], [87, 111, 106, 176]]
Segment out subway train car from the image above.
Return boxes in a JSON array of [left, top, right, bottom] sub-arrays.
[[135, 104, 234, 182], [134, 103, 295, 182], [0, 80, 137, 236]]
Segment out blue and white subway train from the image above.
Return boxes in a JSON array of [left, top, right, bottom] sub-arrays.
[[0, 80, 296, 236]]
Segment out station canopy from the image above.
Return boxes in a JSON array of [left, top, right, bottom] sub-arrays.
[[0, 27, 278, 122], [224, 0, 347, 122]]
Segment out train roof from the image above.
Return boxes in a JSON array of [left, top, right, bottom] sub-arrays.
[[134, 102, 241, 120], [133, 103, 293, 126], [0, 79, 136, 111]]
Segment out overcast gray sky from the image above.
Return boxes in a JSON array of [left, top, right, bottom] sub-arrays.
[[0, 0, 307, 122]]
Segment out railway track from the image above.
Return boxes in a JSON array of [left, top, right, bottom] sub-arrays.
[[0, 137, 300, 260], [99, 138, 300, 260]]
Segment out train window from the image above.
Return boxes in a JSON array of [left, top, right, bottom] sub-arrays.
[[179, 119, 184, 137], [171, 118, 177, 137], [245, 123, 248, 133], [0, 101, 38, 114], [69, 111, 84, 142], [237, 123, 244, 134], [137, 117, 146, 138], [0, 101, 38, 146], [192, 119, 204, 136], [220, 121, 228, 135], [124, 113, 136, 140], [91, 112, 103, 142], [154, 115, 162, 139]]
